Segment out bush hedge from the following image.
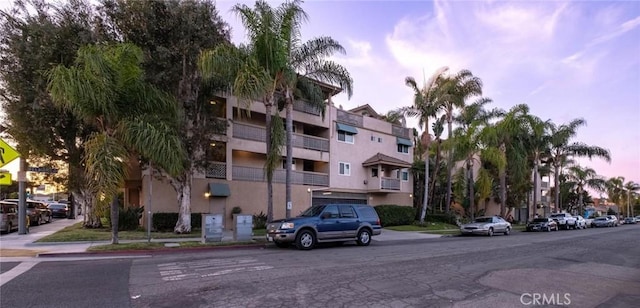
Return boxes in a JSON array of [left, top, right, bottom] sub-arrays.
[[374, 205, 415, 227], [425, 213, 458, 226], [152, 212, 202, 232], [106, 205, 143, 231]]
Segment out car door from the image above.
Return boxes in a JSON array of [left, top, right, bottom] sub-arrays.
[[493, 217, 505, 232], [316, 205, 341, 239], [338, 205, 360, 238]]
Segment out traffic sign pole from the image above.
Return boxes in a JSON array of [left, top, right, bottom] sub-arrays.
[[18, 159, 28, 234]]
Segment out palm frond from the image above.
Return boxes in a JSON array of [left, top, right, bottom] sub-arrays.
[[83, 132, 128, 199], [302, 60, 353, 98], [118, 116, 186, 177]]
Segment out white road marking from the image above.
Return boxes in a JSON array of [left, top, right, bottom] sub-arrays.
[[0, 261, 40, 287], [158, 258, 273, 281]]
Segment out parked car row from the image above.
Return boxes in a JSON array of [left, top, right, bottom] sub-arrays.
[[0, 199, 71, 234]]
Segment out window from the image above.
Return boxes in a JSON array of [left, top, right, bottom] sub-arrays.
[[378, 137, 382, 143], [400, 169, 409, 181], [397, 144, 409, 153], [338, 131, 354, 144], [371, 168, 378, 177], [339, 162, 351, 176], [322, 205, 339, 218], [282, 158, 296, 170], [339, 205, 356, 218], [370, 135, 375, 141]]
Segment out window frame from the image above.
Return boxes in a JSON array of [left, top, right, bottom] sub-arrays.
[[339, 162, 351, 176]]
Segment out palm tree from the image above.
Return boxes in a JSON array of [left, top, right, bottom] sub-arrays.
[[48, 43, 185, 244], [396, 67, 448, 224], [452, 122, 504, 220], [606, 176, 625, 206], [443, 70, 484, 214], [623, 181, 639, 217], [278, 0, 354, 219], [199, 1, 286, 223], [523, 115, 552, 219], [565, 165, 606, 216], [480, 104, 529, 217], [548, 119, 611, 212]]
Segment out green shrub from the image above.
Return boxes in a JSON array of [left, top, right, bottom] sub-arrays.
[[253, 211, 267, 229], [231, 206, 242, 218], [105, 205, 143, 231], [426, 213, 458, 225], [152, 212, 203, 232], [374, 205, 415, 227]]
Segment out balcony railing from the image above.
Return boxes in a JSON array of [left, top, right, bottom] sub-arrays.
[[233, 122, 266, 142], [232, 165, 329, 186], [541, 182, 550, 190], [205, 162, 227, 179], [381, 177, 401, 190], [392, 125, 411, 139], [293, 100, 321, 116], [233, 122, 329, 152], [336, 109, 363, 127]]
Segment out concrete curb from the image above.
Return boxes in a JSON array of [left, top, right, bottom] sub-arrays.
[[36, 242, 268, 258]]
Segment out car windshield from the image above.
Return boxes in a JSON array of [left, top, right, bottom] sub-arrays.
[[299, 205, 325, 217], [473, 217, 492, 223], [532, 218, 548, 222], [49, 204, 66, 209]]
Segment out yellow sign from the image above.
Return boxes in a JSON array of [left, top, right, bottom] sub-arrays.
[[0, 138, 21, 168], [0, 172, 11, 185]]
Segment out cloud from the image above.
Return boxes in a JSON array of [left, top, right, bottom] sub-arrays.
[[588, 15, 640, 47]]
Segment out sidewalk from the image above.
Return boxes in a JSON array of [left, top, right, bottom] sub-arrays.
[[0, 218, 445, 258]]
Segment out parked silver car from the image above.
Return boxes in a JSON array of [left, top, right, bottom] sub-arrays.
[[573, 216, 587, 229], [592, 217, 614, 227], [460, 216, 511, 237]]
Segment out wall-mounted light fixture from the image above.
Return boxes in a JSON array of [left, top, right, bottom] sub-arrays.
[[210, 143, 216, 147], [409, 194, 413, 198], [204, 192, 211, 198]]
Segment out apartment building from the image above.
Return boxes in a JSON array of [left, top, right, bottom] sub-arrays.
[[126, 88, 414, 229]]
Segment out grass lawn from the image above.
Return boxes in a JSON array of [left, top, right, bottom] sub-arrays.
[[87, 240, 262, 252], [37, 222, 267, 243], [385, 222, 459, 232]]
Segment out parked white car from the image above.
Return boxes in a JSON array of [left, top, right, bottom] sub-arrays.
[[573, 216, 587, 229]]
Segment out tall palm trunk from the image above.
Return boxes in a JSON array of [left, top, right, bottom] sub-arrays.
[[554, 162, 560, 213], [419, 126, 431, 224], [499, 143, 507, 217], [577, 185, 584, 217], [429, 140, 441, 208], [285, 96, 293, 219], [445, 117, 454, 213], [420, 144, 430, 224], [468, 160, 475, 220], [110, 194, 120, 244], [265, 102, 274, 222], [532, 156, 539, 219]]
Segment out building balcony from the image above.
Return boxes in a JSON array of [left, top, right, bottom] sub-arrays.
[[205, 162, 227, 179], [365, 176, 401, 192], [541, 182, 550, 190], [232, 122, 329, 152], [540, 196, 549, 203], [232, 165, 329, 186], [293, 99, 321, 116]]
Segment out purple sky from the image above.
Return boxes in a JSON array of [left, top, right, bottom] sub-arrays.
[[217, 0, 640, 187], [1, 0, 638, 190]]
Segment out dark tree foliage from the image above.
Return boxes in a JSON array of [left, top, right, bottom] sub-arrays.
[[96, 0, 231, 232], [0, 0, 97, 196]]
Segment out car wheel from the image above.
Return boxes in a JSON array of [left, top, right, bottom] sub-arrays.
[[6, 222, 12, 233], [488, 228, 494, 237], [546, 226, 551, 232], [356, 229, 372, 246], [46, 214, 52, 223], [35, 216, 41, 226], [295, 229, 315, 250], [274, 241, 289, 248], [504, 227, 510, 235]]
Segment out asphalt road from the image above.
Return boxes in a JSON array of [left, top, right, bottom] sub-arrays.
[[2, 225, 639, 308]]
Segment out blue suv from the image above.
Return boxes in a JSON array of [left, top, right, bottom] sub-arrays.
[[266, 204, 382, 250]]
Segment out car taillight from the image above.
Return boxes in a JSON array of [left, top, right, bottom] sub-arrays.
[[377, 219, 381, 225]]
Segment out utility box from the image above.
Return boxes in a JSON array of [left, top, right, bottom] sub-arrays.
[[202, 214, 223, 243], [233, 214, 253, 241]]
